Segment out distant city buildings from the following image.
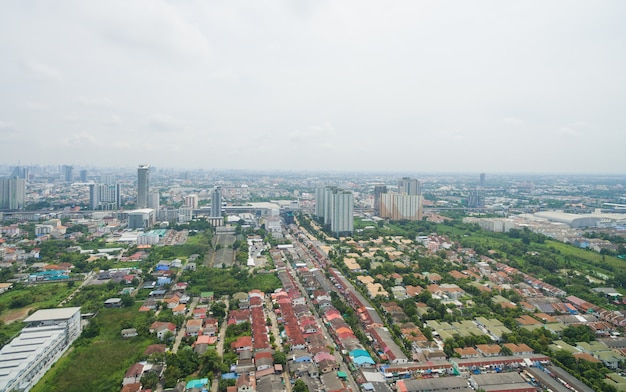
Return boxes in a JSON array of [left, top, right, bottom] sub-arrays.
[[0, 177, 25, 210], [137, 165, 150, 208], [79, 169, 88, 183], [398, 177, 421, 195], [211, 187, 222, 217], [480, 172, 486, 186], [315, 186, 354, 235]]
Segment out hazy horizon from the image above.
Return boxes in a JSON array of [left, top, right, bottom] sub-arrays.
[[1, 1, 625, 173]]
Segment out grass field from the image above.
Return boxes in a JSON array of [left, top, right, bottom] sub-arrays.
[[543, 240, 625, 272], [32, 306, 154, 392], [0, 283, 75, 323]]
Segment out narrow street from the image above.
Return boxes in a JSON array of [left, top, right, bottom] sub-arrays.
[[210, 299, 229, 392], [265, 296, 291, 392], [171, 296, 200, 353]]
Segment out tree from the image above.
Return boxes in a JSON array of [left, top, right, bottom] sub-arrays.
[[272, 351, 287, 366], [293, 379, 309, 392], [140, 372, 159, 389], [499, 345, 513, 356]]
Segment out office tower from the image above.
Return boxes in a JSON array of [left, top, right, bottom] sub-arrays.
[[211, 187, 222, 217], [380, 193, 422, 221], [480, 173, 486, 186], [89, 183, 121, 210], [398, 177, 420, 195], [62, 165, 73, 183], [468, 189, 485, 208], [79, 169, 88, 183], [185, 194, 198, 209], [149, 191, 160, 213], [137, 165, 150, 208], [373, 185, 387, 216], [0, 177, 26, 210], [315, 186, 354, 235]]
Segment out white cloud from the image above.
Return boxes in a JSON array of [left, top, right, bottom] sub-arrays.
[[504, 117, 523, 126], [288, 122, 336, 142], [23, 61, 63, 81], [66, 132, 97, 146]]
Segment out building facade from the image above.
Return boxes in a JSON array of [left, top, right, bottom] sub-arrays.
[[137, 165, 150, 208], [380, 193, 423, 221], [89, 183, 121, 210], [0, 177, 26, 210], [0, 307, 81, 392], [211, 187, 222, 217], [315, 186, 354, 235]]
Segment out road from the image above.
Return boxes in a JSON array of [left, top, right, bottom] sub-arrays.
[[211, 299, 230, 392], [171, 296, 200, 353], [286, 261, 359, 392], [265, 296, 292, 392], [58, 270, 95, 307]]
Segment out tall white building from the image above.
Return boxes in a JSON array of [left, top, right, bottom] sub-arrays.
[[0, 307, 81, 392], [0, 177, 25, 210], [185, 194, 198, 209], [137, 165, 150, 208], [89, 183, 121, 210], [148, 191, 160, 214], [315, 186, 354, 235]]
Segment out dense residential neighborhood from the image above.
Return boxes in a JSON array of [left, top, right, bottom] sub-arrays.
[[0, 168, 625, 392]]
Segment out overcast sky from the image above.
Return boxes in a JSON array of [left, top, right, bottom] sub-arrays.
[[0, 1, 624, 174]]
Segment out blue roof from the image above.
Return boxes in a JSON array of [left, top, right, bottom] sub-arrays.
[[186, 378, 209, 389], [350, 349, 371, 359], [353, 356, 375, 365], [222, 373, 238, 380]]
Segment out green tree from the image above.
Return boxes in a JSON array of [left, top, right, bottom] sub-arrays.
[[293, 379, 309, 392]]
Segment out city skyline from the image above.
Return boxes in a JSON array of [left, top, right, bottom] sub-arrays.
[[1, 1, 625, 173]]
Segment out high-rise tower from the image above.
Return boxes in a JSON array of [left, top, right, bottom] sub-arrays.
[[315, 186, 354, 236], [137, 165, 150, 208], [211, 187, 222, 217], [0, 177, 26, 210], [373, 185, 387, 216]]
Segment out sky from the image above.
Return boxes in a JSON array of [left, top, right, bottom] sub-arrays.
[[0, 1, 625, 174]]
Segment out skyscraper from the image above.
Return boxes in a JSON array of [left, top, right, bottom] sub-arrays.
[[373, 185, 387, 216], [0, 177, 26, 210], [79, 169, 88, 183], [137, 165, 150, 208], [62, 165, 73, 183], [211, 187, 222, 217], [315, 186, 354, 236], [480, 173, 486, 186]]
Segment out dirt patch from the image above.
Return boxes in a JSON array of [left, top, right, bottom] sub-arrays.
[[0, 307, 34, 324]]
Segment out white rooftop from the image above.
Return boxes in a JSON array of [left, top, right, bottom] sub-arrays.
[[24, 307, 81, 323]]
